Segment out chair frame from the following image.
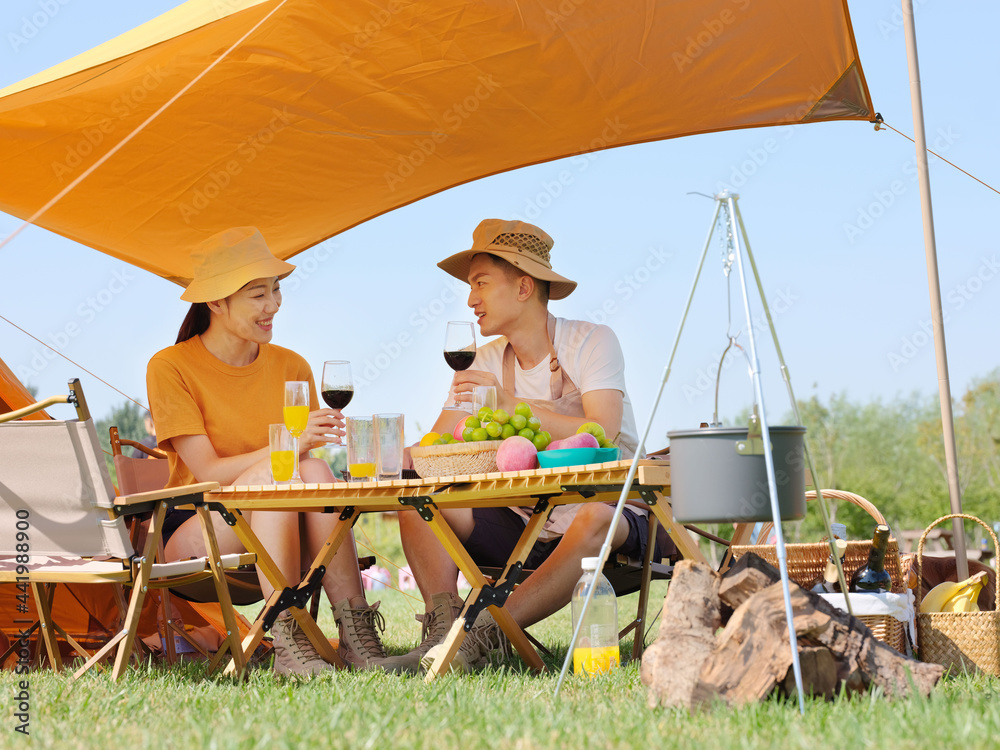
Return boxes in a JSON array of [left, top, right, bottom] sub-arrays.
[[0, 378, 248, 680]]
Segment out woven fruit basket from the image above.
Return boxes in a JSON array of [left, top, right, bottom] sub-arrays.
[[916, 513, 1000, 676], [411, 440, 500, 478]]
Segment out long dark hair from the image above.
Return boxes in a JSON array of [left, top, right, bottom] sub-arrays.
[[176, 302, 211, 343]]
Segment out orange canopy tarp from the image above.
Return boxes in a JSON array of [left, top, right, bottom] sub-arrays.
[[0, 0, 873, 285]]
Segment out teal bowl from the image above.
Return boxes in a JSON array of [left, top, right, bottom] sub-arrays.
[[537, 445, 620, 469]]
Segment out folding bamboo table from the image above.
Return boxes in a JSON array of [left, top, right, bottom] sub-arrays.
[[206, 458, 702, 679]]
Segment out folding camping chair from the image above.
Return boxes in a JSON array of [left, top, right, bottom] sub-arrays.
[[0, 378, 249, 680]]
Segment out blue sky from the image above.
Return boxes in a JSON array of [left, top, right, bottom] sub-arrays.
[[1, 1, 998, 450]]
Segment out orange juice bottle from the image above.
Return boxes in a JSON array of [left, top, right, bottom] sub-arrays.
[[571, 556, 619, 677]]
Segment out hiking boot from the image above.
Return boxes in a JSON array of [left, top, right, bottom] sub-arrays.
[[332, 596, 388, 669], [379, 592, 464, 674], [271, 613, 335, 677], [420, 608, 510, 674]]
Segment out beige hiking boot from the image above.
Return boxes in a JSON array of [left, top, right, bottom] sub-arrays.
[[420, 608, 510, 674], [332, 596, 389, 669], [379, 592, 464, 674], [271, 613, 335, 677]]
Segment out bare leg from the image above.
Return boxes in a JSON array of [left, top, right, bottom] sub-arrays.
[[397, 507, 475, 609], [504, 504, 629, 628]]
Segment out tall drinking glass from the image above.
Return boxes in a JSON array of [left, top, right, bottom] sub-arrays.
[[374, 413, 404, 482], [269, 424, 294, 484], [283, 381, 310, 482], [444, 321, 476, 411], [346, 416, 375, 481]]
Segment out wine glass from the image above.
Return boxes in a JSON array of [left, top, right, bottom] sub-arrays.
[[444, 321, 476, 410], [283, 381, 309, 482], [321, 361, 353, 477]]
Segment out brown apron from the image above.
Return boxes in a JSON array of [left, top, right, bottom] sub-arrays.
[[504, 315, 638, 538]]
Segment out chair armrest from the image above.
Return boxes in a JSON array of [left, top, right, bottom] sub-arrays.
[[114, 481, 221, 509]]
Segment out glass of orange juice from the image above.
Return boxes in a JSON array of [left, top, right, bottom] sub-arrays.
[[269, 424, 295, 484], [283, 381, 310, 482], [346, 416, 375, 482]]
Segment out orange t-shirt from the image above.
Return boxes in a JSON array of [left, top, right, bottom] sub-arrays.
[[146, 336, 318, 487]]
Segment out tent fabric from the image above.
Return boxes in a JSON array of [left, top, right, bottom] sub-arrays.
[[0, 0, 874, 286]]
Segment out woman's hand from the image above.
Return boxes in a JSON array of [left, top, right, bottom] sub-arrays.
[[299, 407, 344, 453]]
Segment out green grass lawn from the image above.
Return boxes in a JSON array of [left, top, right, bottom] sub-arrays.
[[4, 581, 1000, 749]]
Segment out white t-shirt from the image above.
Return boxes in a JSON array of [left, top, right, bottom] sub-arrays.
[[443, 318, 638, 450]]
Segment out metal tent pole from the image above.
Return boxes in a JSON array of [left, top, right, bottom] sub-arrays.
[[724, 193, 805, 714], [901, 0, 968, 579]]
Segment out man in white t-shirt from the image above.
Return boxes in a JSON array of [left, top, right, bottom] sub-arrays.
[[382, 219, 668, 674]]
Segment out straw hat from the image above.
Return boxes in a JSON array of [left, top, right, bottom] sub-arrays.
[[181, 227, 295, 302], [437, 219, 577, 300]]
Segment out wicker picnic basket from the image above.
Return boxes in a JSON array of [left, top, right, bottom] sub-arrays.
[[730, 489, 907, 652], [916, 513, 1000, 676], [411, 440, 500, 478]]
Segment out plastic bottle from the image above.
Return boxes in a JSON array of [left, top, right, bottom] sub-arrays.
[[571, 556, 619, 676]]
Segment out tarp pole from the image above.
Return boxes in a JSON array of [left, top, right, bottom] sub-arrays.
[[901, 0, 968, 579]]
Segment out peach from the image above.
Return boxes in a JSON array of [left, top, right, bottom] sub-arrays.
[[557, 432, 600, 450], [496, 436, 538, 472]]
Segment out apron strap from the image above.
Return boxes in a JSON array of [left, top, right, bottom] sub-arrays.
[[502, 314, 578, 399]]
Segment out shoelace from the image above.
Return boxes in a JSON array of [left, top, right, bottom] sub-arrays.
[[345, 602, 387, 658], [286, 620, 324, 662]]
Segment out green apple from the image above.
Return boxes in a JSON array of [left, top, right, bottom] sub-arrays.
[[465, 416, 481, 429], [492, 408, 510, 425], [462, 427, 476, 442], [477, 406, 494, 423], [514, 402, 533, 419], [485, 421, 502, 438], [577, 421, 606, 443], [599, 438, 617, 449], [527, 416, 541, 431], [500, 423, 517, 439], [518, 428, 535, 441], [532, 432, 551, 451], [510, 413, 527, 431], [471, 427, 489, 442]]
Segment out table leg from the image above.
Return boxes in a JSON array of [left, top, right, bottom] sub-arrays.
[[222, 508, 358, 674], [644, 491, 708, 565], [418, 501, 548, 680]]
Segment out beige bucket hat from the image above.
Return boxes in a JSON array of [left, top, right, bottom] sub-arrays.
[[181, 227, 295, 302], [437, 219, 577, 300]]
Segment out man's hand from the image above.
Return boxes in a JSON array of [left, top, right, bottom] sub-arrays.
[[450, 370, 516, 413]]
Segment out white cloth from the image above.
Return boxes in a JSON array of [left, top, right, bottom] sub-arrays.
[[443, 318, 638, 450], [819, 591, 917, 653]]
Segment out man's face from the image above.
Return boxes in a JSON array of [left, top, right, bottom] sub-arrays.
[[467, 254, 520, 337]]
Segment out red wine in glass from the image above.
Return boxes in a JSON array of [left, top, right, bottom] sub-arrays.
[[321, 387, 354, 409], [443, 350, 476, 371], [444, 322, 476, 409]]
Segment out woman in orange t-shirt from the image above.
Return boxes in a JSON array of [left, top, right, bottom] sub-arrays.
[[147, 227, 388, 676]]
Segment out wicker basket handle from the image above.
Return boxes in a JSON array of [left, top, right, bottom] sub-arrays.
[[757, 489, 887, 543], [916, 513, 999, 611]]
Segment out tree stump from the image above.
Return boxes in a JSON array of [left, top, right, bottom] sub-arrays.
[[641, 553, 944, 711]]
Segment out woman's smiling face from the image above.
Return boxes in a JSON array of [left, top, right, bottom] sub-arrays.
[[215, 276, 282, 344]]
